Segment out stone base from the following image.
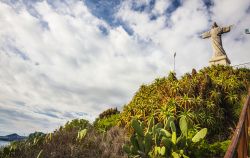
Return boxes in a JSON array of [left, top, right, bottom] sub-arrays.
[[209, 55, 231, 66]]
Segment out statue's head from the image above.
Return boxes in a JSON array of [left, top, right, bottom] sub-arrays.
[[212, 22, 218, 28]]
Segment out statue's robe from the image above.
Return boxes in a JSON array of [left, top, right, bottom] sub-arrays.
[[202, 26, 230, 58]]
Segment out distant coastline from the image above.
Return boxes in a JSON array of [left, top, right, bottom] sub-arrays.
[[0, 133, 26, 142]]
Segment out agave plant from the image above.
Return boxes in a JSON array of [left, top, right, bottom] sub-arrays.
[[155, 100, 176, 122], [209, 90, 221, 104], [177, 109, 195, 126], [179, 94, 193, 110], [226, 91, 239, 104], [206, 100, 216, 110], [170, 82, 181, 96]]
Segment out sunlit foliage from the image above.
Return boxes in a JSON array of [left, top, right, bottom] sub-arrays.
[[119, 65, 250, 141]]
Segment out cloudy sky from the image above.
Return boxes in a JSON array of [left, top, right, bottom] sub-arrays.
[[0, 0, 249, 135]]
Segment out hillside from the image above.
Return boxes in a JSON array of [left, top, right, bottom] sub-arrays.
[[0, 134, 26, 142], [119, 65, 250, 142], [0, 65, 250, 158]]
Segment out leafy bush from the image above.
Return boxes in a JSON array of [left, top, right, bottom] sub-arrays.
[[119, 65, 250, 142], [99, 107, 120, 119], [201, 140, 231, 157], [94, 114, 120, 132], [63, 119, 91, 132]]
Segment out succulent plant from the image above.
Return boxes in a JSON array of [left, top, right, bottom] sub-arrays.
[[119, 65, 250, 141], [124, 116, 207, 158], [77, 129, 87, 142], [123, 118, 153, 158]]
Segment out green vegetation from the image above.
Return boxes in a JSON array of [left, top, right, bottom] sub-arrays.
[[0, 117, 127, 158], [93, 107, 120, 132], [119, 66, 250, 142], [98, 107, 120, 119], [93, 107, 121, 132], [0, 65, 249, 158], [123, 117, 208, 158], [94, 114, 120, 132]]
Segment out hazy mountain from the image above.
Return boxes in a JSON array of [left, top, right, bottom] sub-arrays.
[[0, 133, 26, 141]]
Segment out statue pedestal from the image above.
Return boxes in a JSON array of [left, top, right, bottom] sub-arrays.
[[209, 55, 231, 66]]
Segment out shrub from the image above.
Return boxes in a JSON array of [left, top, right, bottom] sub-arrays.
[[119, 65, 250, 142], [63, 119, 91, 132], [94, 114, 120, 132], [99, 126, 128, 158], [0, 119, 91, 158], [198, 140, 231, 157], [99, 107, 120, 119], [0, 119, 128, 158]]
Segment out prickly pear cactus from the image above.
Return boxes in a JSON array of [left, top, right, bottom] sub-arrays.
[[124, 116, 208, 158]]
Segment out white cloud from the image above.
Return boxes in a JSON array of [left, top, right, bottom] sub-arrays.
[[153, 0, 170, 15], [0, 1, 169, 134], [116, 0, 212, 75], [0, 0, 249, 135], [117, 0, 250, 73]]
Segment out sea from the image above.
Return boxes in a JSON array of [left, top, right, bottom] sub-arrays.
[[0, 140, 10, 147]]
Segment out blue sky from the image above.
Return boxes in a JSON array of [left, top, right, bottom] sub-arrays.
[[0, 0, 249, 135]]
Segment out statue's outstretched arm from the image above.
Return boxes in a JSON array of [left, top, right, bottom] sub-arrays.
[[222, 25, 233, 33], [201, 31, 211, 39]]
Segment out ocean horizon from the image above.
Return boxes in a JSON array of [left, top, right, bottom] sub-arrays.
[[0, 140, 10, 147]]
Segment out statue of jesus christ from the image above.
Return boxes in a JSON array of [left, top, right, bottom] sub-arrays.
[[202, 22, 232, 65]]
